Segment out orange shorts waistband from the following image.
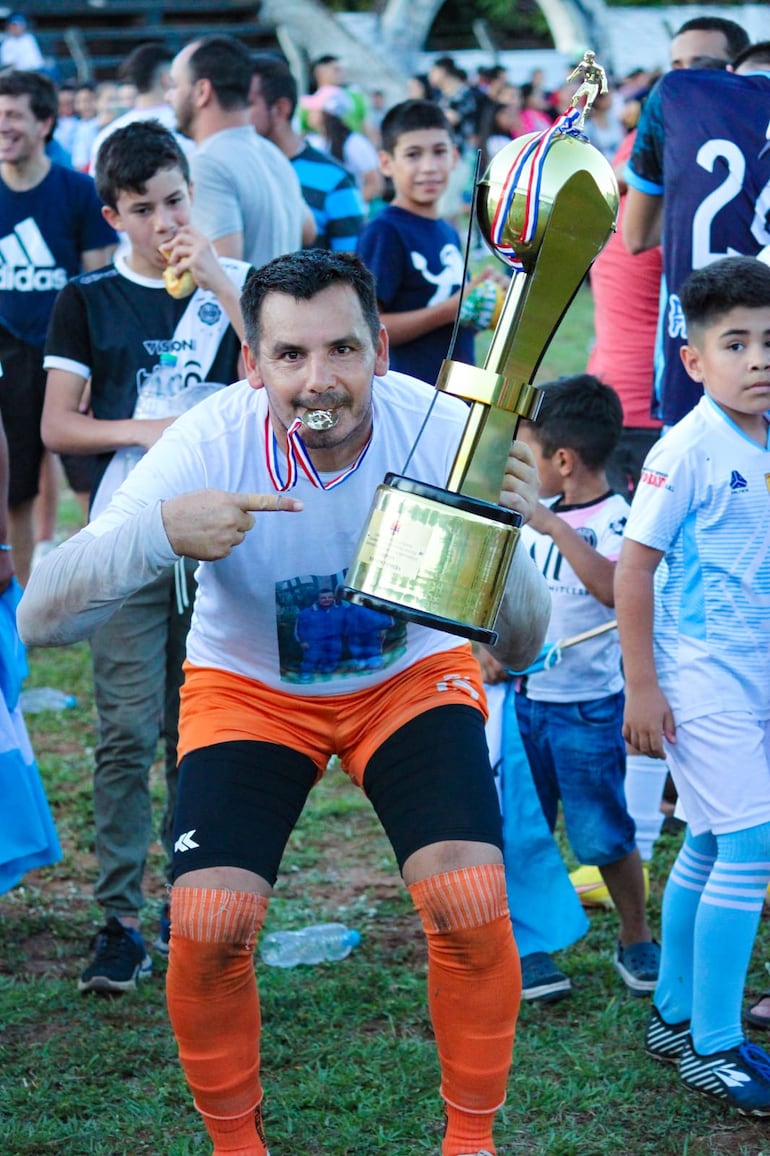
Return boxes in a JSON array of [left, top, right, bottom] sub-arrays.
[[178, 646, 488, 787]]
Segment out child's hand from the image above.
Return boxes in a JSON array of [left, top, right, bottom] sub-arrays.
[[499, 439, 540, 525], [622, 685, 676, 758]]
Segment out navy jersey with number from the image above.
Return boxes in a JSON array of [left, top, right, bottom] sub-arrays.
[[627, 69, 770, 426]]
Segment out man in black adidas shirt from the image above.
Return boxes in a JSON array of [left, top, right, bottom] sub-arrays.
[[0, 69, 116, 583], [42, 119, 250, 996]]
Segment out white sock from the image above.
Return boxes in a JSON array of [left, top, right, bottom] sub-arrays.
[[625, 755, 668, 861]]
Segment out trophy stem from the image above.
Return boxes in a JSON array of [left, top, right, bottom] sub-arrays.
[[444, 168, 617, 502]]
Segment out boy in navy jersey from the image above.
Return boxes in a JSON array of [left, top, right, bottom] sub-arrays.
[[41, 120, 250, 996], [356, 99, 499, 385], [616, 256, 770, 1113]]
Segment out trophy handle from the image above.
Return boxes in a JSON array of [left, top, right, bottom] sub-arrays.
[[443, 168, 617, 504]]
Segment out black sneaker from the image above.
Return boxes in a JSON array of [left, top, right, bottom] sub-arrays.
[[78, 916, 152, 995], [645, 1005, 690, 1064], [679, 1036, 770, 1116], [152, 902, 171, 955], [614, 939, 660, 995], [520, 951, 572, 1003]]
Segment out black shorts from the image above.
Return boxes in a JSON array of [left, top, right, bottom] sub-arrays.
[[59, 451, 96, 496], [171, 704, 503, 884], [0, 326, 46, 506]]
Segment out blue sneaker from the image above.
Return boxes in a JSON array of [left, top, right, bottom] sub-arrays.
[[520, 951, 572, 1003], [645, 1005, 690, 1064], [77, 916, 152, 995], [679, 1036, 770, 1116]]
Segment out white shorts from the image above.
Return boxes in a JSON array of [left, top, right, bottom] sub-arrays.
[[665, 712, 770, 836]]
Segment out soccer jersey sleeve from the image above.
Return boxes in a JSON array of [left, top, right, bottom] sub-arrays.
[[43, 281, 92, 377], [356, 218, 406, 310], [624, 434, 696, 554], [625, 81, 664, 194]]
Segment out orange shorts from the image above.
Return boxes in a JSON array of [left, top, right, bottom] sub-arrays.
[[178, 646, 488, 787]]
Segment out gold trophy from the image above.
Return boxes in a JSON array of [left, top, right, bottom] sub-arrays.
[[341, 63, 620, 642]]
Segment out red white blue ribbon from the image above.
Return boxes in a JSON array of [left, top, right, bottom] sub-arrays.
[[265, 416, 371, 492], [490, 107, 585, 272]]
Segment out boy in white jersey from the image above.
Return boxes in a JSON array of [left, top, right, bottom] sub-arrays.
[[616, 256, 770, 1114], [512, 375, 658, 1001]]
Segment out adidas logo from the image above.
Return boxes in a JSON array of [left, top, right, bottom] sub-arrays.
[[174, 829, 200, 853], [0, 218, 67, 291]]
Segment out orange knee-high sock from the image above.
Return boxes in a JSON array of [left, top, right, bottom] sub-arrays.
[[409, 863, 521, 1156], [166, 887, 270, 1156]]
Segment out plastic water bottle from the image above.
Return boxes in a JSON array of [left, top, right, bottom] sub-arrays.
[[259, 923, 361, 968], [134, 352, 182, 419], [20, 687, 77, 713]]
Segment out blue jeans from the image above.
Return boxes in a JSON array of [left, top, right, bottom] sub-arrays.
[[90, 562, 196, 917], [514, 691, 635, 866]]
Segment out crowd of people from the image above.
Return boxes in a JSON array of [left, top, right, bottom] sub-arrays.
[[0, 9, 769, 1154]]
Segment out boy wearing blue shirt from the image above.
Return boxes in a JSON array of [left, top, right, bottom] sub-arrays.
[[356, 99, 497, 385], [616, 256, 770, 1114]]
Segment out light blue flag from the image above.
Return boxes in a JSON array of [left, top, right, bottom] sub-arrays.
[[489, 681, 589, 956]]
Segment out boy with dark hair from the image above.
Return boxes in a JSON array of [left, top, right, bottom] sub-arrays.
[[356, 98, 498, 385], [616, 255, 770, 1113], [514, 374, 659, 998], [41, 118, 251, 996]]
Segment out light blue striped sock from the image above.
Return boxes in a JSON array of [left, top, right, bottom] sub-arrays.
[[691, 821, 770, 1054], [655, 827, 715, 1025]]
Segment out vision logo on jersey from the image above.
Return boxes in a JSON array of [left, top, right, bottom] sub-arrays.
[[729, 470, 748, 492], [0, 218, 67, 291], [640, 468, 668, 489]]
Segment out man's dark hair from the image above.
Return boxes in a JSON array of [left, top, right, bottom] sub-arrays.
[[95, 118, 190, 209], [241, 250, 380, 352], [380, 99, 453, 154], [117, 41, 172, 93], [187, 35, 253, 110], [680, 256, 770, 338], [527, 374, 623, 470], [731, 40, 770, 72], [674, 17, 750, 61], [251, 53, 297, 116], [0, 70, 57, 139]]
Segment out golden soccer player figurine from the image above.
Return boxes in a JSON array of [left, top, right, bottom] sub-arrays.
[[567, 51, 609, 128]]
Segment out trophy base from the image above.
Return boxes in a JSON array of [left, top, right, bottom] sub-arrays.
[[338, 586, 499, 645], [340, 474, 521, 645]]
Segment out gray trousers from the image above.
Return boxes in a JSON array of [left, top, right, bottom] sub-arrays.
[[89, 561, 196, 918]]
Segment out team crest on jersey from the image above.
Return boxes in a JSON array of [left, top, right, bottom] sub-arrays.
[[576, 526, 598, 548], [765, 473, 770, 493], [198, 301, 221, 325], [640, 468, 668, 489]]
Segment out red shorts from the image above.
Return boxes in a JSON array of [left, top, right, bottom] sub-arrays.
[[178, 645, 487, 787]]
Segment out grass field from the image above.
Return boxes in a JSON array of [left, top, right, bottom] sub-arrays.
[[3, 289, 770, 1155]]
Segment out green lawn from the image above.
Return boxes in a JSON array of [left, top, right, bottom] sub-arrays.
[[3, 290, 770, 1155]]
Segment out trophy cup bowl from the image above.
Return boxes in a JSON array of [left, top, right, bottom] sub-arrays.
[[341, 103, 619, 644]]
